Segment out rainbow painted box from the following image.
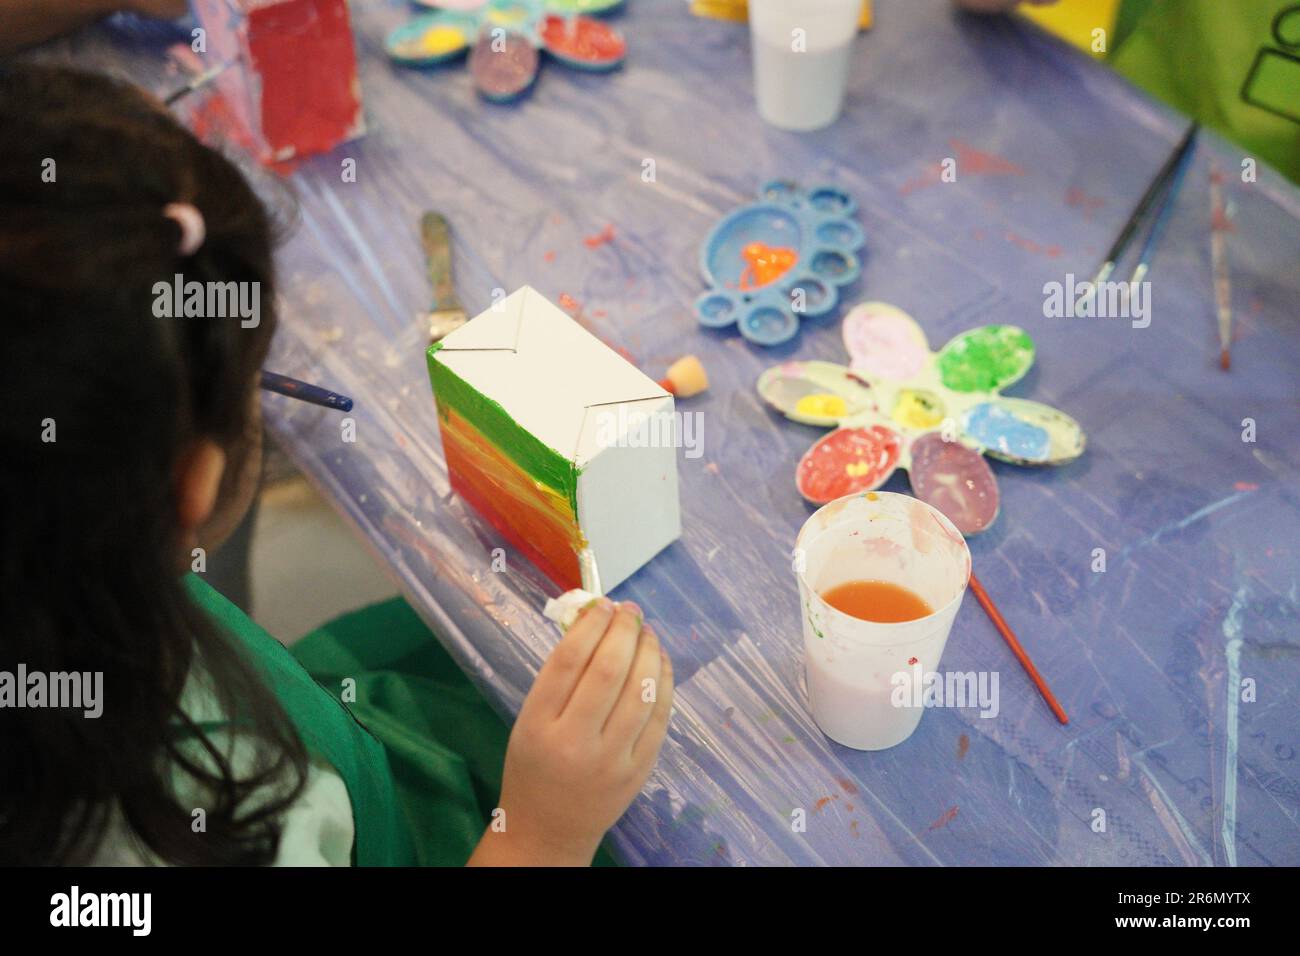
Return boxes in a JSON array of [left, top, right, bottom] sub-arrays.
[[427, 287, 681, 593], [192, 0, 364, 165]]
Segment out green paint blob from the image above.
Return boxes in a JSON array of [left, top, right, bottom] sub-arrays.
[[546, 0, 622, 11], [936, 325, 1035, 393], [427, 345, 579, 511]]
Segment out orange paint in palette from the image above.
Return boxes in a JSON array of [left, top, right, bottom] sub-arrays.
[[738, 241, 798, 289], [820, 579, 933, 624]]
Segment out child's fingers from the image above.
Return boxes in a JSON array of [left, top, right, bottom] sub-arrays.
[[558, 602, 642, 730], [521, 599, 615, 721], [631, 647, 674, 766], [601, 623, 662, 744]]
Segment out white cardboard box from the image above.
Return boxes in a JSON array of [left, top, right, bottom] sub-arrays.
[[428, 287, 681, 593]]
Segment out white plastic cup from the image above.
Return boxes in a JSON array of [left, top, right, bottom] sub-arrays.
[[796, 492, 972, 750], [749, 0, 861, 131]]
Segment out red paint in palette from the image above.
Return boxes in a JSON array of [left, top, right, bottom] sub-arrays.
[[540, 15, 627, 66], [796, 425, 901, 504]]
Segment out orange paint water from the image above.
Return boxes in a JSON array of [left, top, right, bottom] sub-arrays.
[[820, 579, 933, 623]]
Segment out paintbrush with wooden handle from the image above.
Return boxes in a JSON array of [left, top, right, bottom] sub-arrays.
[[1210, 170, 1234, 370]]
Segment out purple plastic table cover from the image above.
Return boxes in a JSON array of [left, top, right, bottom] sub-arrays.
[[66, 0, 1300, 865]]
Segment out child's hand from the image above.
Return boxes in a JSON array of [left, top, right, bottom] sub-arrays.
[[471, 598, 673, 866]]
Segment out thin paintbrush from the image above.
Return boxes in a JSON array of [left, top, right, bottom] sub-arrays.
[[1210, 170, 1234, 370], [1076, 123, 1199, 311], [969, 573, 1069, 725], [1127, 128, 1198, 286], [260, 371, 354, 412]]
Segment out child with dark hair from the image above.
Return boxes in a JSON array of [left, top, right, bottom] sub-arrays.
[[0, 1, 190, 55], [0, 64, 672, 866]]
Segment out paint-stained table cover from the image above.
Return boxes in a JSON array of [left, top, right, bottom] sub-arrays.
[[70, 0, 1300, 866]]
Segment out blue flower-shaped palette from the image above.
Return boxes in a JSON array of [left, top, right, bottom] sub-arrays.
[[694, 180, 865, 347]]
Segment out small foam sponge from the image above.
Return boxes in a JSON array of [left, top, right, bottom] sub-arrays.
[[659, 355, 710, 399]]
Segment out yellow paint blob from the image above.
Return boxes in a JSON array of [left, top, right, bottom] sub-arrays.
[[865, 491, 880, 501], [419, 26, 467, 56], [892, 389, 945, 430], [795, 393, 848, 418]]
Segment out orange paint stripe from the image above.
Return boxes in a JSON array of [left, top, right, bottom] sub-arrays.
[[438, 403, 584, 589]]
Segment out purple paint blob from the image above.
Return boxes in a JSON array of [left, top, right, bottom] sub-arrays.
[[907, 433, 999, 535], [469, 31, 539, 101]]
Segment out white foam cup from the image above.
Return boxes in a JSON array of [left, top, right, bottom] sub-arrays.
[[796, 491, 972, 750], [749, 0, 861, 130]]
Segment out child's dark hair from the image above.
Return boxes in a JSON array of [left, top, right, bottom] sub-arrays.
[[0, 65, 308, 864]]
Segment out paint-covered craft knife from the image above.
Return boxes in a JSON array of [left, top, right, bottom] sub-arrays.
[[420, 211, 468, 343]]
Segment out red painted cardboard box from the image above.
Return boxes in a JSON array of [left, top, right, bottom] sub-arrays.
[[192, 0, 365, 164]]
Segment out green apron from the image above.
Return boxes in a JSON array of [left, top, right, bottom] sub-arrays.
[[185, 575, 617, 866], [185, 575, 499, 866], [1112, 0, 1300, 184]]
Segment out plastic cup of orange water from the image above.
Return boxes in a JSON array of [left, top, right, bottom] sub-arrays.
[[796, 491, 972, 750]]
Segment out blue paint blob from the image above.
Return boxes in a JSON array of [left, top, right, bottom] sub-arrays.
[[964, 403, 1050, 461]]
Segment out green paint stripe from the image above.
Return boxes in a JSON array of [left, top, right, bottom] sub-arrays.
[[426, 345, 578, 508]]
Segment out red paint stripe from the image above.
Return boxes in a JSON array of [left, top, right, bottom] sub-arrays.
[[439, 405, 583, 590]]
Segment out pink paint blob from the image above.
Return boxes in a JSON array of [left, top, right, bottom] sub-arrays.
[[843, 306, 930, 380]]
